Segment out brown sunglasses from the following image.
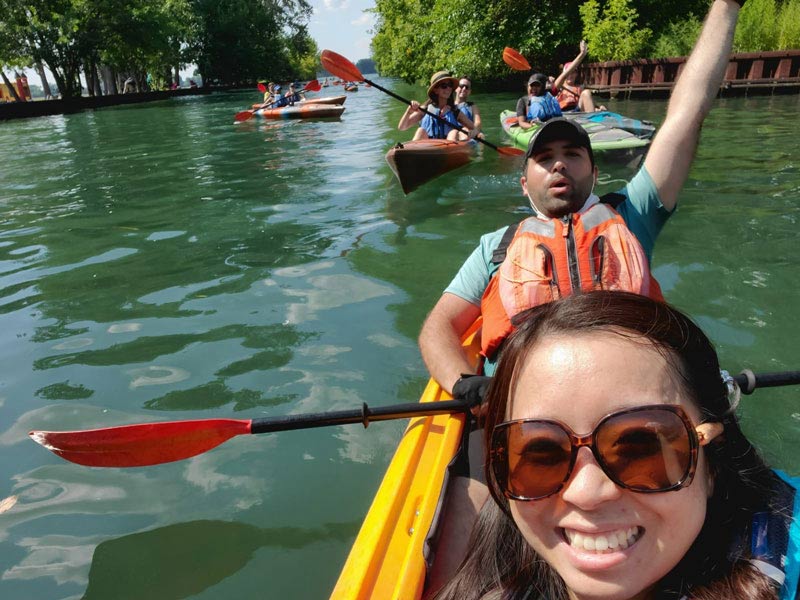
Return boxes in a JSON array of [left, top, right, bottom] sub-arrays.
[[490, 405, 722, 501]]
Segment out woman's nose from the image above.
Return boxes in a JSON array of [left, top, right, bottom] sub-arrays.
[[560, 448, 622, 510]]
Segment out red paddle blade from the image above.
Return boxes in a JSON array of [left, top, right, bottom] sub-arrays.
[[503, 47, 531, 71], [497, 146, 525, 156], [257, 82, 267, 93], [320, 50, 363, 83], [234, 110, 255, 122], [29, 419, 252, 467], [304, 79, 321, 92]]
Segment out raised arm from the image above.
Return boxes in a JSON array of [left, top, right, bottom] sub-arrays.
[[644, 0, 741, 210], [398, 101, 426, 130], [553, 40, 589, 91], [418, 293, 481, 393]]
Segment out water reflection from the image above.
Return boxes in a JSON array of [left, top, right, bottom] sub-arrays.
[[81, 519, 359, 600]]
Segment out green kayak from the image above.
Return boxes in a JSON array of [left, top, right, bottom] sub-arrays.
[[500, 110, 650, 166]]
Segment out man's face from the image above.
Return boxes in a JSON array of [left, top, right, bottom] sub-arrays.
[[520, 139, 597, 218], [529, 82, 543, 97]]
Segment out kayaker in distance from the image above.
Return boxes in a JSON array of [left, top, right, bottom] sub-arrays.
[[398, 70, 477, 141], [515, 72, 562, 129], [285, 82, 306, 103], [433, 292, 796, 600], [454, 76, 482, 137], [552, 40, 606, 113], [271, 85, 291, 108], [262, 82, 276, 105], [418, 0, 749, 592]]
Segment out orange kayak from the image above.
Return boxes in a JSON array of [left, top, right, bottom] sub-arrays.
[[330, 323, 481, 599], [385, 139, 477, 194], [254, 103, 345, 120]]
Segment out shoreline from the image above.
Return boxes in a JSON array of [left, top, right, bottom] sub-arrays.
[[0, 85, 252, 122]]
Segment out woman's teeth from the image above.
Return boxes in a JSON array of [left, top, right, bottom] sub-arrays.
[[564, 526, 641, 553]]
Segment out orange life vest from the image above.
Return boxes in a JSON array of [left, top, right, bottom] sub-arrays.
[[556, 84, 582, 111], [480, 201, 664, 359]]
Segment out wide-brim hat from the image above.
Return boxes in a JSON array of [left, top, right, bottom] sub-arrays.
[[525, 118, 595, 165], [427, 71, 458, 96]]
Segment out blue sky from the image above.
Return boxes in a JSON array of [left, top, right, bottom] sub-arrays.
[[308, 0, 376, 62]]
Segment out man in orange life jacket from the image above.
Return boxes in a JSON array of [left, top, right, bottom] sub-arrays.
[[418, 0, 747, 590]]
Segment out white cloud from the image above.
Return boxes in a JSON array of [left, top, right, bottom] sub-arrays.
[[323, 0, 350, 10], [351, 13, 372, 26]]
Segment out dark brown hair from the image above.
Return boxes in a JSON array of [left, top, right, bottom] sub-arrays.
[[435, 291, 778, 600]]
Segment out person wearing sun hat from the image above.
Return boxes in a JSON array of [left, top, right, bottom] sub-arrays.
[[397, 70, 477, 141], [515, 71, 562, 129]]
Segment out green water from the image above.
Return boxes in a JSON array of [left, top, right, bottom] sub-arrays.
[[0, 84, 798, 599]]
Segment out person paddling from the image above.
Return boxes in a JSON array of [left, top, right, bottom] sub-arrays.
[[398, 71, 477, 141], [515, 72, 562, 129], [434, 291, 798, 600], [285, 82, 306, 104], [454, 76, 482, 137]]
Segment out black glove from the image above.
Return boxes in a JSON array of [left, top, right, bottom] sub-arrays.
[[452, 374, 492, 408]]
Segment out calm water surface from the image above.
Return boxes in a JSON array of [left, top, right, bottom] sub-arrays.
[[0, 83, 798, 599]]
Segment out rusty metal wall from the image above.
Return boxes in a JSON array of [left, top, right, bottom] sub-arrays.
[[580, 50, 800, 97]]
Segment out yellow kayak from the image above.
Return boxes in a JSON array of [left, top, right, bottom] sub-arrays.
[[331, 323, 481, 599]]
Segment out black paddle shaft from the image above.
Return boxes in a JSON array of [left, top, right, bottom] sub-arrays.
[[249, 368, 799, 434], [734, 369, 800, 394], [250, 398, 471, 434]]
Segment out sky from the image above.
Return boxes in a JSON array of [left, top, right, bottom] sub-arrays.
[[19, 1, 376, 88], [308, 0, 376, 63]]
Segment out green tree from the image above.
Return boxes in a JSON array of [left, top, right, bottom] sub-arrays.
[[580, 0, 652, 61], [187, 0, 312, 85], [371, 0, 583, 83], [650, 14, 702, 58], [776, 0, 800, 49]]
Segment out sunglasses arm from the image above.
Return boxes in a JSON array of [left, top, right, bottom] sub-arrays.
[[696, 422, 724, 445]]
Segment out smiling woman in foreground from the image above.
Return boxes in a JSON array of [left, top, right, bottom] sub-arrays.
[[435, 291, 797, 600]]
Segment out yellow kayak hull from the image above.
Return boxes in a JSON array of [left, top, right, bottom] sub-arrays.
[[331, 325, 480, 599]]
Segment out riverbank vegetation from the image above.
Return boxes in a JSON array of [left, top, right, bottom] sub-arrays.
[[370, 0, 800, 83], [0, 0, 318, 100]]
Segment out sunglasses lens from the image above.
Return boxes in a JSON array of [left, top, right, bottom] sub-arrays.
[[494, 421, 573, 499], [595, 408, 693, 491]]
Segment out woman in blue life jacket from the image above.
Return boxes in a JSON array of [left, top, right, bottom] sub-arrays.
[[398, 71, 477, 141], [515, 72, 562, 130], [433, 291, 798, 600], [454, 76, 482, 139], [271, 85, 291, 108]]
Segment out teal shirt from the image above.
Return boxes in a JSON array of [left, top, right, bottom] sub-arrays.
[[443, 167, 672, 374]]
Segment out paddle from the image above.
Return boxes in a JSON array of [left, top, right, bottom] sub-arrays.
[[319, 50, 523, 156], [234, 79, 322, 122], [502, 47, 532, 72], [28, 368, 800, 468], [29, 398, 473, 467]]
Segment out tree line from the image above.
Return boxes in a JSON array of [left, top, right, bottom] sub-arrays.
[[370, 0, 800, 83], [0, 0, 319, 100]]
